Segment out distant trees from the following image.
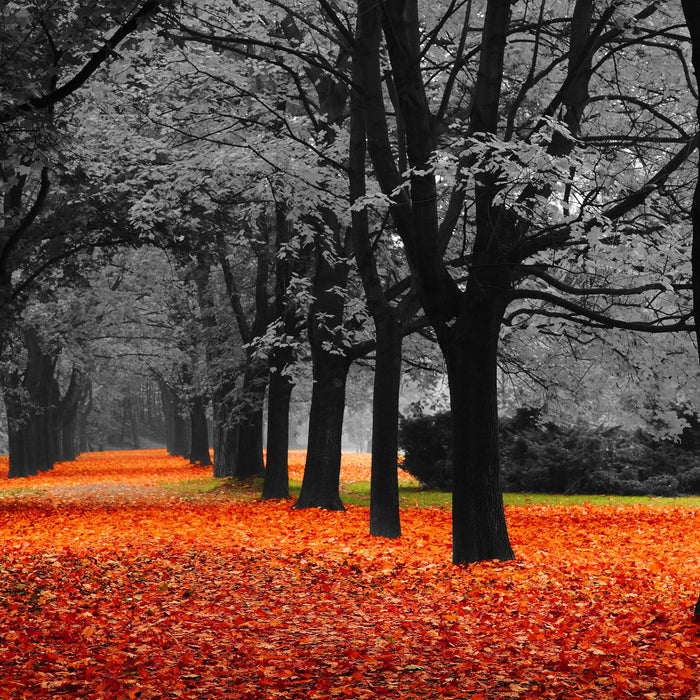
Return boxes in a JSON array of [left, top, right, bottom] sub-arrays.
[[0, 2, 175, 474]]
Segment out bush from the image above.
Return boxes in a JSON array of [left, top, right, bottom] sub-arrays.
[[641, 474, 680, 497], [678, 466, 700, 494], [398, 407, 700, 496], [398, 411, 452, 490]]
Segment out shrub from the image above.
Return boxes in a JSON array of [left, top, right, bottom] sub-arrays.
[[641, 474, 680, 497], [678, 466, 700, 494], [399, 407, 700, 496], [398, 411, 452, 490]]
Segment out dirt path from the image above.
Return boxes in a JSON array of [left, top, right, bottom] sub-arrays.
[[4, 481, 179, 505]]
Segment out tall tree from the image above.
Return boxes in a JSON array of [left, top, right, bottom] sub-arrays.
[[680, 0, 700, 622], [352, 0, 695, 562]]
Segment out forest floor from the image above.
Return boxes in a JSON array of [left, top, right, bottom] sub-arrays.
[[0, 450, 699, 699]]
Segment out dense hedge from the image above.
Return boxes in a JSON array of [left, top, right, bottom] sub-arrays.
[[398, 408, 700, 496]]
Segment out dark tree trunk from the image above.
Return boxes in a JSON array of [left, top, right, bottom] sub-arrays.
[[368, 314, 402, 538], [190, 252, 237, 475], [126, 395, 140, 450], [294, 233, 350, 511], [445, 295, 514, 564], [262, 365, 293, 499], [680, 0, 700, 621], [17, 329, 56, 474], [189, 395, 212, 466], [44, 367, 61, 465], [159, 379, 188, 457], [234, 363, 266, 478], [348, 44, 403, 537], [77, 379, 92, 453], [212, 383, 239, 477], [61, 417, 77, 462], [262, 200, 303, 499], [294, 352, 349, 510], [173, 409, 188, 457], [5, 387, 36, 478], [58, 368, 83, 462], [213, 422, 238, 477]]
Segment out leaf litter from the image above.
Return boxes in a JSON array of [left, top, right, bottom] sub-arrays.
[[0, 450, 698, 699]]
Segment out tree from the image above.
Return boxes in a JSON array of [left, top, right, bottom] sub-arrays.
[[1, 2, 177, 472], [1, 2, 169, 331], [352, 0, 696, 562], [680, 0, 700, 622]]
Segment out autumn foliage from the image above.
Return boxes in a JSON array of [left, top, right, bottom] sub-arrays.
[[0, 451, 699, 699]]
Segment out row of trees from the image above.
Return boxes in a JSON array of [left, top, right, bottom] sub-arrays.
[[2, 0, 700, 563]]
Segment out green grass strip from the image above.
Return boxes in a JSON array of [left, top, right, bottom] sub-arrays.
[[163, 477, 700, 508]]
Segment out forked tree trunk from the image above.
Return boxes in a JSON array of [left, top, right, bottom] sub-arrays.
[[369, 313, 402, 538], [262, 365, 293, 499], [294, 352, 349, 510], [445, 297, 514, 564]]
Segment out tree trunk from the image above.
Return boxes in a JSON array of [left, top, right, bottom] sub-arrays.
[[189, 395, 212, 466], [445, 296, 514, 564], [20, 329, 55, 473], [262, 365, 293, 499], [77, 379, 92, 452], [294, 352, 349, 510], [5, 386, 35, 478], [234, 362, 267, 478], [58, 369, 84, 462], [680, 0, 700, 621], [348, 46, 403, 536], [125, 395, 140, 450], [212, 383, 239, 477], [369, 313, 402, 538], [159, 379, 188, 457], [293, 200, 351, 509]]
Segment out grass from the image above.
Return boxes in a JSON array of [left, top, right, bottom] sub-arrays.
[[0, 486, 44, 499], [162, 476, 700, 508]]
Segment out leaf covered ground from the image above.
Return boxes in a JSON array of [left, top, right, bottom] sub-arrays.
[[0, 450, 699, 699]]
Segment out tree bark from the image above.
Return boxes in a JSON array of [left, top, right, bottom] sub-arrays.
[[294, 231, 350, 510], [5, 384, 35, 478], [262, 364, 293, 499], [78, 379, 92, 453], [212, 382, 239, 477], [348, 29, 403, 536], [58, 368, 83, 462], [234, 362, 267, 477], [680, 0, 700, 621], [368, 313, 402, 538], [125, 394, 140, 449], [158, 378, 188, 457], [294, 351, 349, 510], [445, 294, 514, 564], [261, 198, 303, 498], [189, 394, 212, 466]]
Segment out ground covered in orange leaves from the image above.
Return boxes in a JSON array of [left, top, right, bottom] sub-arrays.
[[0, 451, 699, 699]]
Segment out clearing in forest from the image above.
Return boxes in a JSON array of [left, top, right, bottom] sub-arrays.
[[0, 450, 698, 699]]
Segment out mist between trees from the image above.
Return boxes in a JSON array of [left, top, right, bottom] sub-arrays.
[[2, 0, 700, 563]]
